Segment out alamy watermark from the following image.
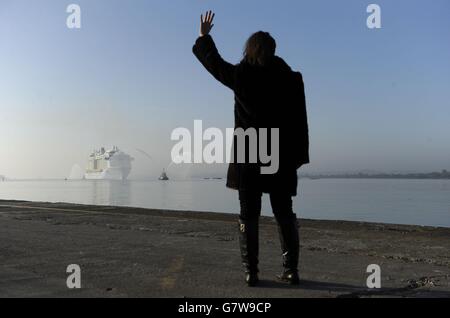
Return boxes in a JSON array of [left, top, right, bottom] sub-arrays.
[[367, 4, 382, 29], [64, 4, 381, 32], [66, 4, 81, 29], [366, 264, 381, 289], [66, 264, 81, 289], [171, 120, 280, 175]]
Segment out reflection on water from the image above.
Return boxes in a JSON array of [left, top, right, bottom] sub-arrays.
[[0, 180, 133, 208], [0, 179, 449, 228], [90, 181, 131, 207]]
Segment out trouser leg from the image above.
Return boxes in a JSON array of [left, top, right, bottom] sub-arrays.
[[238, 190, 261, 274], [270, 192, 299, 273]]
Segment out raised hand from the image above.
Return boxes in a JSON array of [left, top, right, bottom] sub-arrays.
[[199, 10, 215, 37]]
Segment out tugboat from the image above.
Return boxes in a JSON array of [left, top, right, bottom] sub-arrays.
[[159, 169, 169, 181]]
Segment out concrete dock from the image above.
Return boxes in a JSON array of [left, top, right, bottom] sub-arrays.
[[0, 200, 449, 298]]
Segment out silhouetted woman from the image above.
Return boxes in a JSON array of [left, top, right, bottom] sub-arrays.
[[193, 11, 309, 286]]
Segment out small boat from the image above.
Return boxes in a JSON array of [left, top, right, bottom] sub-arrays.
[[159, 170, 169, 181]]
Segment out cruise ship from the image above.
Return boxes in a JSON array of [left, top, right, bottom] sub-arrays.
[[85, 146, 134, 180]]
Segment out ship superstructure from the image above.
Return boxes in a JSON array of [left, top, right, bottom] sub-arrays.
[[85, 146, 133, 180]]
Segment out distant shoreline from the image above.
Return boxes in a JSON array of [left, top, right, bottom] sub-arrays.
[[300, 176, 450, 180], [300, 170, 450, 180], [2, 169, 450, 182]]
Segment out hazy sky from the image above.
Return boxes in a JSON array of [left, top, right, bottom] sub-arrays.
[[1, 0, 449, 179]]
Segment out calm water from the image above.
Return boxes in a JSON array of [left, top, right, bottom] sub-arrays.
[[0, 179, 449, 228]]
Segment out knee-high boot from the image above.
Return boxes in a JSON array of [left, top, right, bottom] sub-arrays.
[[276, 215, 300, 285], [238, 218, 259, 286]]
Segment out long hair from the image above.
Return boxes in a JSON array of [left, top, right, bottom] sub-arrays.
[[243, 31, 277, 66]]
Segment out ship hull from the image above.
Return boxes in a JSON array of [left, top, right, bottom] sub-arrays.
[[84, 167, 131, 181]]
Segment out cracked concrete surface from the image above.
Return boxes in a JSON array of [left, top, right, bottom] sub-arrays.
[[0, 200, 449, 298]]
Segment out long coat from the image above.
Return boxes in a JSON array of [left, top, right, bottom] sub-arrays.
[[193, 35, 309, 196]]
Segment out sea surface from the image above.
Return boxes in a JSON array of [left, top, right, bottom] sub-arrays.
[[0, 179, 449, 228]]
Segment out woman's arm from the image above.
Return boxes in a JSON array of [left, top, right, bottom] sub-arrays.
[[192, 11, 236, 90]]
